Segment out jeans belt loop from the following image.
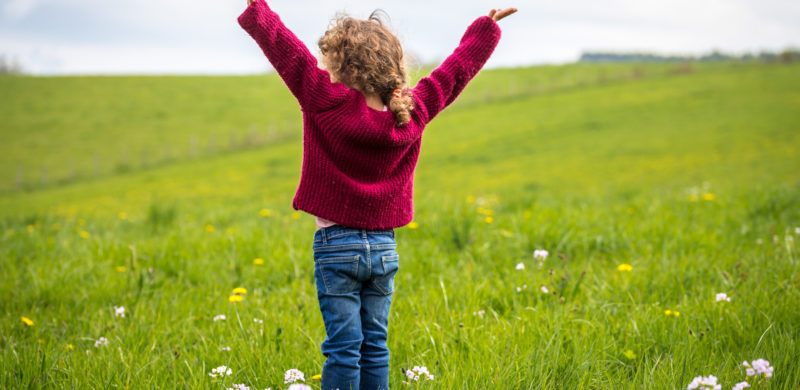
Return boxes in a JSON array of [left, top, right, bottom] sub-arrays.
[[322, 227, 328, 245], [361, 229, 367, 239]]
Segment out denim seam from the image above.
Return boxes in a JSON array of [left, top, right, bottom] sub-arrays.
[[364, 233, 372, 279], [322, 231, 393, 240], [312, 232, 393, 243], [371, 244, 397, 250], [313, 244, 366, 252], [317, 255, 360, 265]]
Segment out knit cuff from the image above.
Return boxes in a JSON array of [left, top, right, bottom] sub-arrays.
[[237, 0, 268, 30]]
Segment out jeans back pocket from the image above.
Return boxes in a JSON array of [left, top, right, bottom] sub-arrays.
[[372, 254, 399, 295], [316, 255, 360, 294]]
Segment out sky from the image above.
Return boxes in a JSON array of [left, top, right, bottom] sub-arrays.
[[1, 0, 799, 75]]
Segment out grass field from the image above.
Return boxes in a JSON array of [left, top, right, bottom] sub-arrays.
[[1, 61, 800, 389]]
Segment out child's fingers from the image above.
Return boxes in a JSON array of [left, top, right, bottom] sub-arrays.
[[488, 9, 497, 19], [494, 8, 517, 21]]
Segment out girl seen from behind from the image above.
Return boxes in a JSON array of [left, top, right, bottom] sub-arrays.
[[237, 1, 516, 388]]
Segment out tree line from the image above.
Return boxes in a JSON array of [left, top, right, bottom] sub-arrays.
[[580, 49, 800, 63]]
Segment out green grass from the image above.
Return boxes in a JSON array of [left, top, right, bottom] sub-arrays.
[[1, 61, 799, 389]]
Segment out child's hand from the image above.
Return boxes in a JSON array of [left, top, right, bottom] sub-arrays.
[[488, 8, 517, 22], [246, 0, 255, 6]]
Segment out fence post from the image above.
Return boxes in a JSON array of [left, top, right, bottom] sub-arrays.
[[190, 134, 197, 157], [16, 166, 23, 190], [207, 134, 216, 155], [93, 154, 101, 177], [41, 164, 48, 187]]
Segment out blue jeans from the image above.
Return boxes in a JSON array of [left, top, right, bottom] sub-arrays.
[[312, 225, 399, 390]]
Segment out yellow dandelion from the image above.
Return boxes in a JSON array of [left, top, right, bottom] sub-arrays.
[[37, 339, 45, 344], [115, 266, 126, 272], [228, 295, 243, 303], [673, 311, 680, 316], [702, 193, 715, 201], [259, 208, 272, 217], [21, 316, 34, 326], [78, 218, 86, 226], [118, 212, 127, 220], [312, 374, 322, 380], [407, 221, 419, 229], [617, 264, 633, 272], [466, 195, 476, 204], [476, 207, 486, 215], [626, 208, 634, 214], [664, 310, 672, 316], [205, 224, 214, 233], [226, 227, 236, 235], [232, 287, 247, 295], [291, 211, 301, 220], [27, 225, 35, 233], [65, 344, 74, 351], [485, 216, 494, 224], [623, 349, 636, 359], [484, 209, 494, 216], [253, 258, 264, 265], [79, 231, 90, 239], [522, 210, 532, 219]]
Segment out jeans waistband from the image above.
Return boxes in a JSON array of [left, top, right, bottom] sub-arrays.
[[314, 225, 395, 244]]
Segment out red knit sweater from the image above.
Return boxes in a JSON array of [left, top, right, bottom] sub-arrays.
[[238, 0, 501, 229]]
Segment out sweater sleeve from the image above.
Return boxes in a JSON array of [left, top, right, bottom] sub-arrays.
[[237, 0, 348, 112], [411, 16, 501, 123]]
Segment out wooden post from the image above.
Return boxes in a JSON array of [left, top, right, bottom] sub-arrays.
[[189, 135, 197, 157], [16, 166, 23, 190]]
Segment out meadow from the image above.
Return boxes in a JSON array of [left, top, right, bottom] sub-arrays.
[[1, 61, 799, 389]]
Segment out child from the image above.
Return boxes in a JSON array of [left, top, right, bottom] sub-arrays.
[[237, 1, 515, 388]]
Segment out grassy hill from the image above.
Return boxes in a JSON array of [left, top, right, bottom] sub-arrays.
[[1, 62, 799, 388]]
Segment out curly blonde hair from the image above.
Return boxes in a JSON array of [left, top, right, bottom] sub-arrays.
[[318, 10, 415, 126]]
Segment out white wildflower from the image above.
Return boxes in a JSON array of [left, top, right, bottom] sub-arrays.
[[533, 249, 549, 260], [221, 346, 231, 351], [743, 359, 773, 378], [254, 318, 263, 324], [473, 310, 485, 317], [209, 365, 232, 378], [687, 375, 721, 390], [541, 285, 549, 294], [515, 262, 525, 270], [113, 306, 126, 318], [405, 366, 433, 381], [227, 385, 250, 390], [284, 369, 305, 384], [795, 227, 800, 235], [94, 337, 108, 347], [287, 385, 311, 390], [715, 293, 731, 302], [213, 314, 226, 322], [516, 284, 527, 292], [732, 381, 750, 390]]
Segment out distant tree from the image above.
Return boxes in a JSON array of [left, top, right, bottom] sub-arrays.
[[779, 49, 799, 63], [579, 49, 799, 64], [0, 54, 24, 74]]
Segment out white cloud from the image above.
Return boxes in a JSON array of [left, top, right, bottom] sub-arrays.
[[2, 0, 39, 20], [1, 0, 798, 74]]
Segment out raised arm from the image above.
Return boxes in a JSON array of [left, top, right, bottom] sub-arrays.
[[237, 0, 348, 112], [412, 9, 515, 123]]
